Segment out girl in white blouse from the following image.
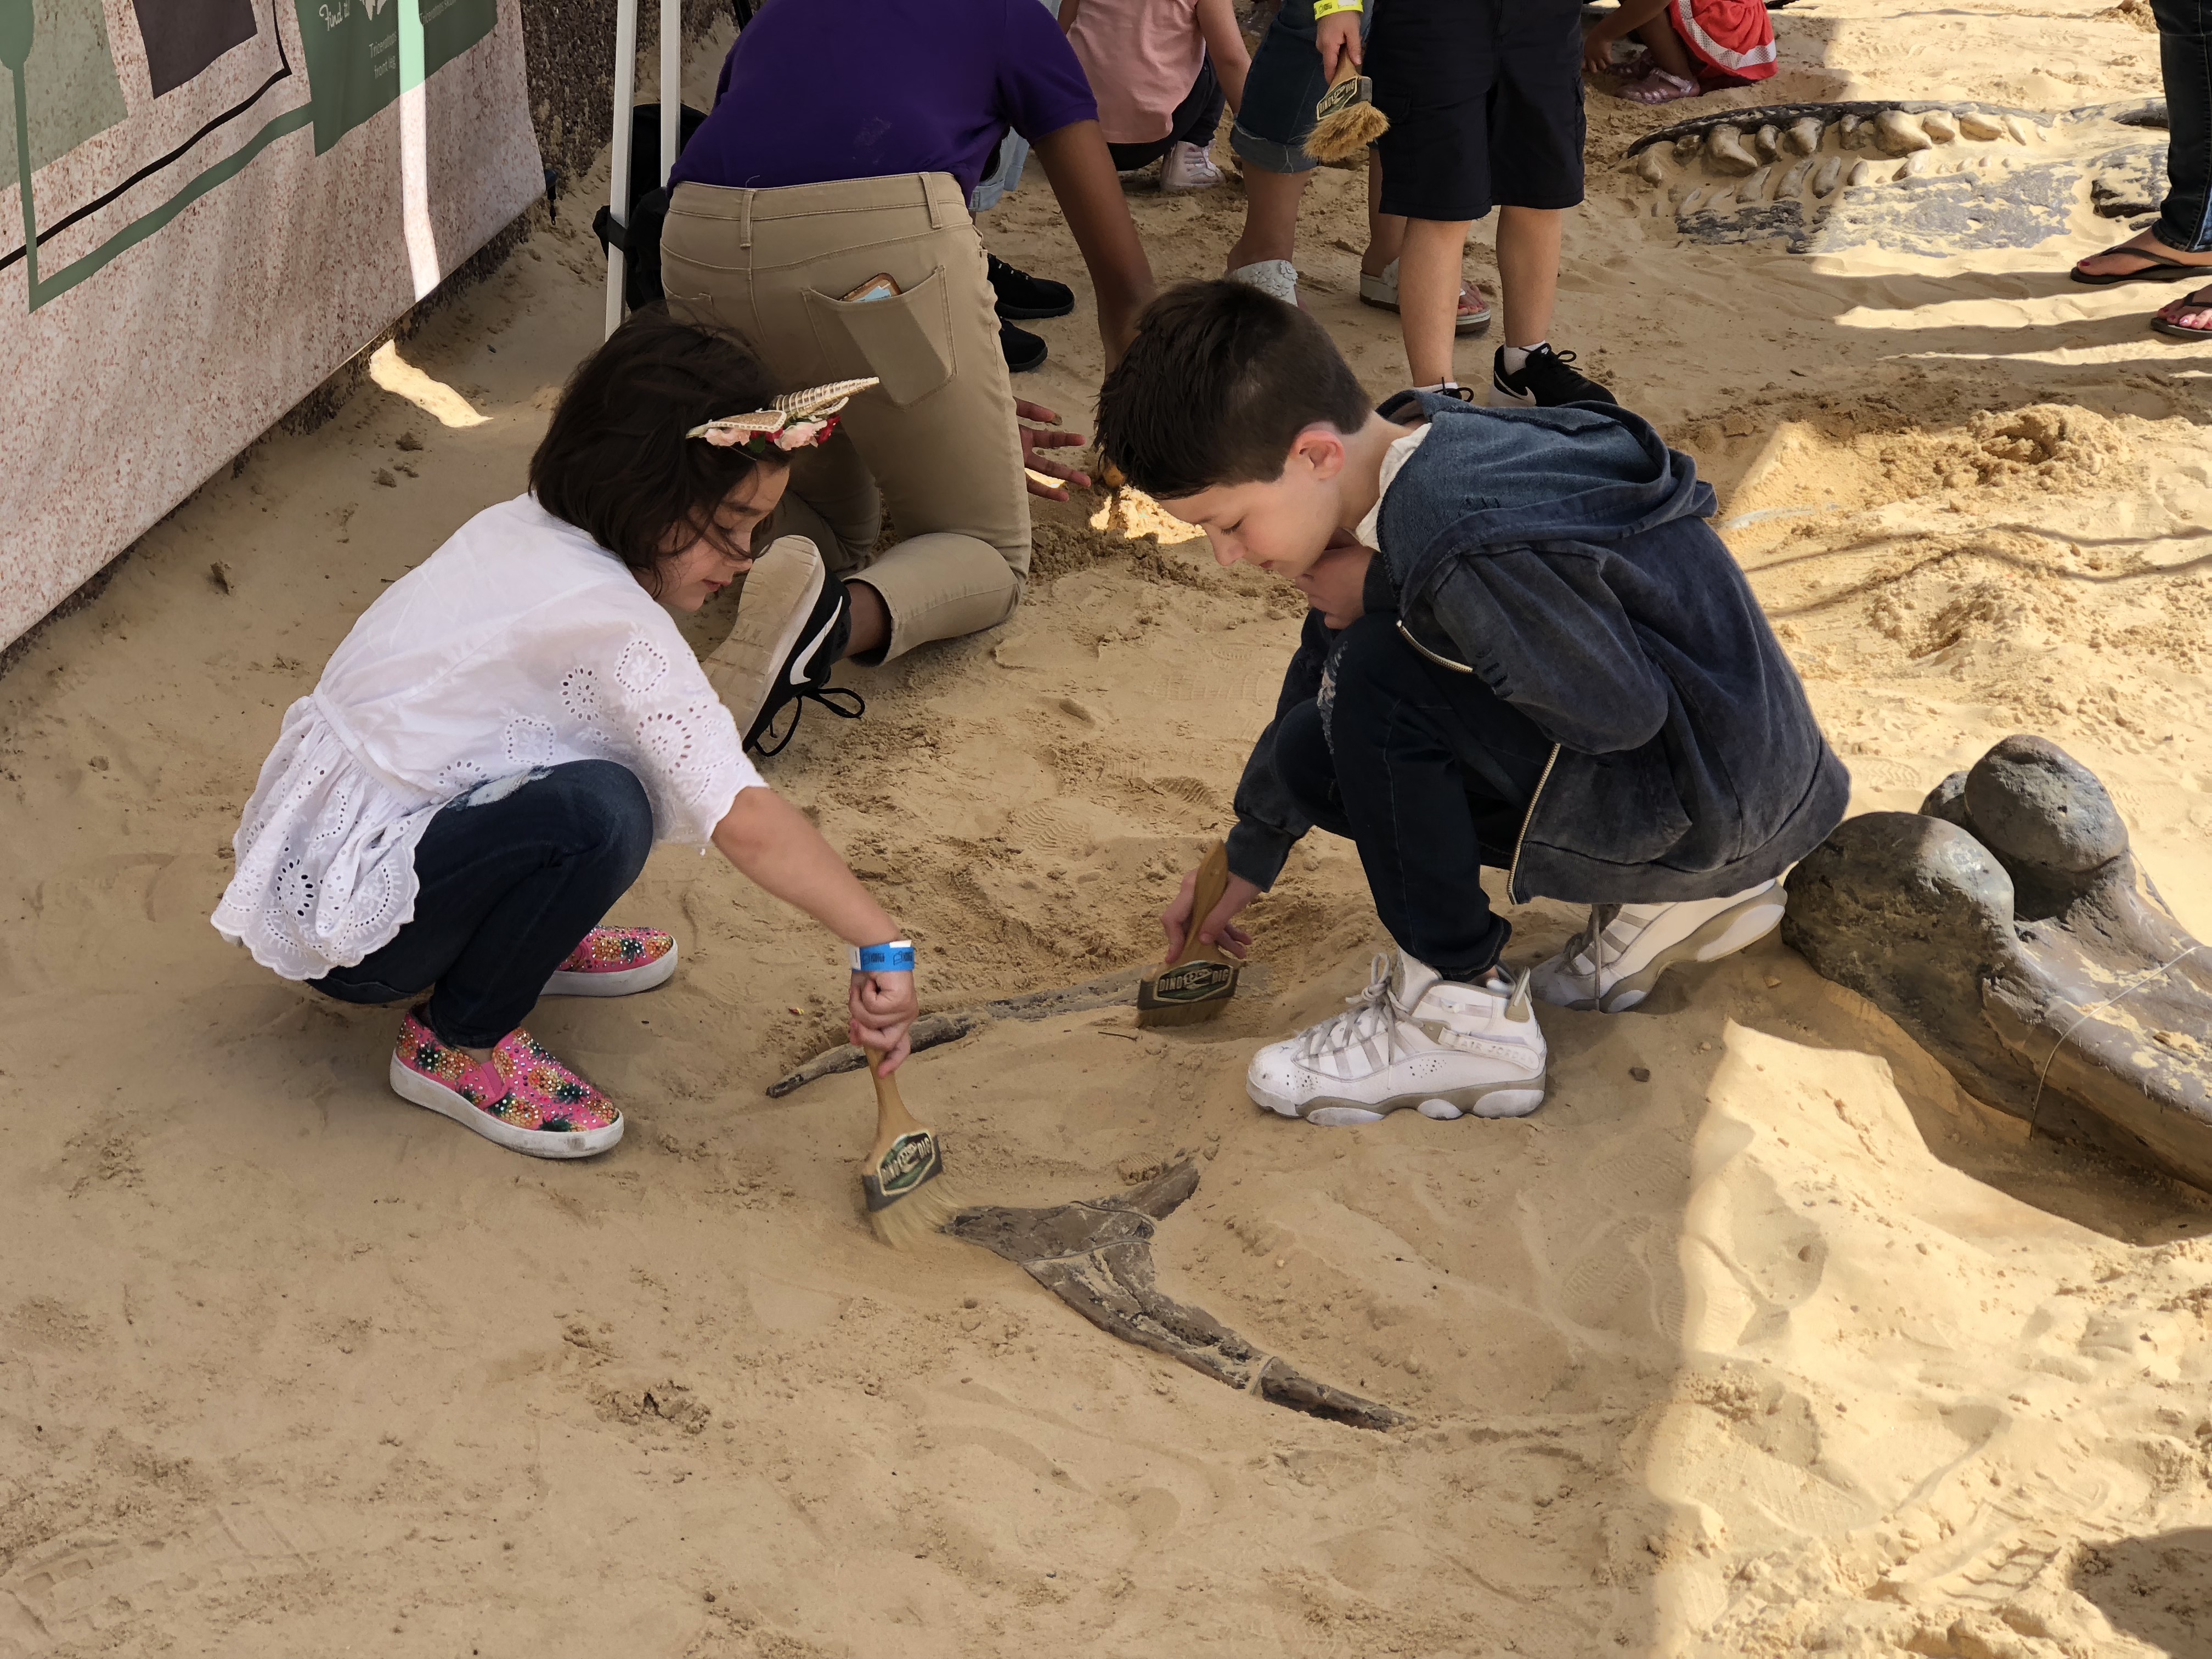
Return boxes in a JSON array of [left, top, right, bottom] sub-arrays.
[[212, 313, 918, 1160]]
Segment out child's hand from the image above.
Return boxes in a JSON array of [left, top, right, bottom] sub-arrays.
[[1315, 10, 1361, 80], [850, 970, 919, 1070], [1581, 21, 1622, 77], [1295, 539, 1372, 629], [1163, 868, 1261, 963]]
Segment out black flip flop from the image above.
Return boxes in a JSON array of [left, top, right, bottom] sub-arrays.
[[2070, 242, 2212, 287], [2150, 287, 2212, 342]]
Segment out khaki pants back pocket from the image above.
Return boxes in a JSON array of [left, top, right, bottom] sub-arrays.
[[804, 266, 956, 408]]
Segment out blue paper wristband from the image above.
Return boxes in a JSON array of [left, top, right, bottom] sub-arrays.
[[849, 940, 916, 973]]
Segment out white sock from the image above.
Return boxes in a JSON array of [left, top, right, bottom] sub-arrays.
[[1417, 379, 1460, 393], [1501, 343, 1547, 375]]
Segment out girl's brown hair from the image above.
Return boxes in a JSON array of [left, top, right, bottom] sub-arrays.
[[529, 307, 784, 594]]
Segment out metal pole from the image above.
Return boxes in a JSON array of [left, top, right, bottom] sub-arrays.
[[659, 0, 681, 187], [605, 0, 639, 337]]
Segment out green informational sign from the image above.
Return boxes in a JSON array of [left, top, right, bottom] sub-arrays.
[[293, 0, 495, 155], [0, 0, 127, 180]]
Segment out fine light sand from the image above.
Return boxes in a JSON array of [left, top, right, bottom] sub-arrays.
[[6, 4, 2212, 1655]]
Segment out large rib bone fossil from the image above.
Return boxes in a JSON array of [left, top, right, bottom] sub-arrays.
[[949, 1161, 1406, 1430], [1783, 736, 2212, 1192]]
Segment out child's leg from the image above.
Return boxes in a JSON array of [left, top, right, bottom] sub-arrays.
[[1170, 57, 1228, 152], [314, 761, 655, 1049], [1633, 8, 1699, 79], [1396, 218, 1477, 385], [1497, 205, 1562, 351], [1222, 0, 1332, 272], [1305, 616, 1554, 979], [1226, 165, 1313, 270]]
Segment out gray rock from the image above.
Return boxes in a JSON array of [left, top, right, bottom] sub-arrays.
[[1785, 738, 2212, 1192]]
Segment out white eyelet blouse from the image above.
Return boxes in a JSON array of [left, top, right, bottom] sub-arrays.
[[212, 494, 763, 980]]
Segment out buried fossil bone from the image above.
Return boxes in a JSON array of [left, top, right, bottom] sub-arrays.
[[1874, 109, 1933, 156], [949, 1161, 1407, 1430], [1623, 98, 2080, 158], [1705, 123, 1762, 176], [1782, 736, 2212, 1193]]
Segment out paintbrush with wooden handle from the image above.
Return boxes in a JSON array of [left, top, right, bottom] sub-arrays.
[[1137, 841, 1243, 1028], [861, 1047, 967, 1247]]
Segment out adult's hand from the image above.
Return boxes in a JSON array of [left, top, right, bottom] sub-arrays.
[[1017, 399, 1092, 500], [1162, 865, 1262, 964], [1316, 10, 1361, 81]]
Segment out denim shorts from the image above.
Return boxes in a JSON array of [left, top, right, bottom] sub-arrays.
[[1230, 0, 1373, 177]]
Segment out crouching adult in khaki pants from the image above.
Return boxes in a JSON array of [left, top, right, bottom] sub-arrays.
[[658, 0, 1153, 753]]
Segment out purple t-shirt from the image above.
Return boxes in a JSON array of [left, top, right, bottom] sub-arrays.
[[670, 0, 1099, 199]]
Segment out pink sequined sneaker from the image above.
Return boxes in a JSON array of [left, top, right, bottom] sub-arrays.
[[541, 926, 679, 997], [387, 1009, 624, 1159]]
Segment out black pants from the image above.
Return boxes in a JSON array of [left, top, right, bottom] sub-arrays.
[[2155, 0, 2212, 253], [312, 761, 654, 1048], [1107, 58, 1226, 172], [1276, 615, 1553, 979]]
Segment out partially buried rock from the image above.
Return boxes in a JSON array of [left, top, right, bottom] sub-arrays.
[[1786, 116, 1825, 156], [1957, 110, 2005, 140], [1812, 156, 1845, 196], [1920, 109, 1959, 144], [1782, 735, 2212, 1192]]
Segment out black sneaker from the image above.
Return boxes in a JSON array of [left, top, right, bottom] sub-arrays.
[[1000, 319, 1048, 373], [988, 253, 1074, 319], [1491, 345, 1617, 409], [702, 536, 865, 755]]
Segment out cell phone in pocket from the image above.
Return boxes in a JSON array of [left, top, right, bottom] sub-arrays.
[[842, 273, 902, 303]]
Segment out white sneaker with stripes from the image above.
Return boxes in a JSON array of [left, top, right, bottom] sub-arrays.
[[1246, 952, 1548, 1127], [1529, 881, 1786, 1013]]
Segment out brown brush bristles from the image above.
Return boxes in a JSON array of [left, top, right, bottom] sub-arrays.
[[867, 1177, 973, 1249], [1305, 103, 1390, 165]]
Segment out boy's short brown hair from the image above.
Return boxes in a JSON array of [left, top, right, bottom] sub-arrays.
[[1094, 280, 1372, 500]]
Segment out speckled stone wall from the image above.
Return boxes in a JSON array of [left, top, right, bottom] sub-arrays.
[[4, 0, 734, 668]]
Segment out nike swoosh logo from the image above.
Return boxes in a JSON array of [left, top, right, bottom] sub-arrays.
[[788, 606, 841, 686]]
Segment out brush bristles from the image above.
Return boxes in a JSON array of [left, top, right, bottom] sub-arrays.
[[867, 1176, 973, 1249], [1305, 105, 1390, 164]]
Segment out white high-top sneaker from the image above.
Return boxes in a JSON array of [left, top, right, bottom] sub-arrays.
[[1530, 880, 1786, 1013], [1246, 952, 1548, 1127]]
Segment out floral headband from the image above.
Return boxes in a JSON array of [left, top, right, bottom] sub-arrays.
[[685, 377, 881, 455]]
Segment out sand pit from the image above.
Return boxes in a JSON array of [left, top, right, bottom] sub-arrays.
[[6, 3, 2212, 1655]]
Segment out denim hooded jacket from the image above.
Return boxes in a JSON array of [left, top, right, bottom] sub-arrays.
[[1226, 394, 1850, 905]]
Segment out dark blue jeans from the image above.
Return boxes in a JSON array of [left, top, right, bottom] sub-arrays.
[[1274, 615, 1553, 980], [1230, 0, 1373, 175], [2155, 0, 2212, 253], [313, 761, 654, 1048]]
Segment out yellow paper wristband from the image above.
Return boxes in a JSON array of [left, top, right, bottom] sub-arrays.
[[1311, 0, 1363, 16]]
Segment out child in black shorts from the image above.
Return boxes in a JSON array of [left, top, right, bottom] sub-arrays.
[[1097, 283, 1847, 1124], [1327, 0, 1613, 405]]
